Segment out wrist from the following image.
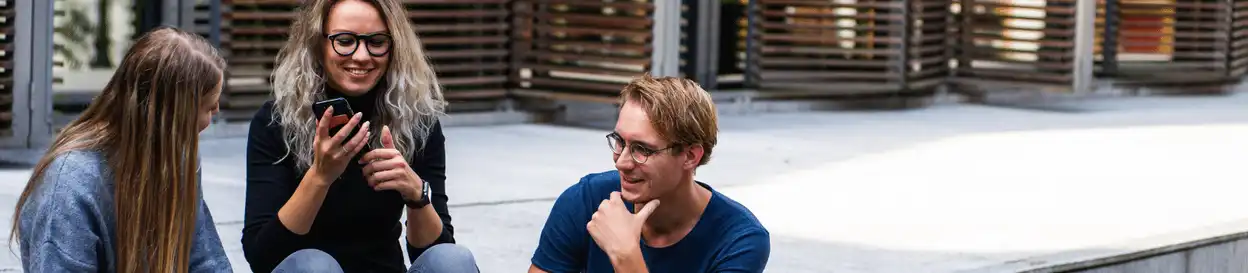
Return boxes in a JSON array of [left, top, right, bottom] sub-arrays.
[[306, 168, 334, 187], [404, 179, 431, 209], [608, 248, 644, 272]]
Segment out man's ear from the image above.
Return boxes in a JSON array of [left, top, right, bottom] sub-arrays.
[[683, 144, 704, 170]]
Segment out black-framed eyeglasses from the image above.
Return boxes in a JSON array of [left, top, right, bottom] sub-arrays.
[[607, 132, 678, 164], [326, 32, 393, 57]]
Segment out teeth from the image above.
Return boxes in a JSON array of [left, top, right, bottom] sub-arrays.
[[347, 68, 370, 75]]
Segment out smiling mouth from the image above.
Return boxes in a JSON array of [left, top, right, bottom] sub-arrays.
[[346, 68, 372, 76]]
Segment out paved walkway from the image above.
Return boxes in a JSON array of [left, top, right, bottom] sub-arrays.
[[0, 93, 1246, 272]]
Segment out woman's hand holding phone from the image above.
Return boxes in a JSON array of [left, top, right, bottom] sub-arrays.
[[311, 106, 370, 184]]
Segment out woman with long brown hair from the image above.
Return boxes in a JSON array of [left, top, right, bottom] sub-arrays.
[[11, 27, 232, 272], [242, 0, 477, 272]]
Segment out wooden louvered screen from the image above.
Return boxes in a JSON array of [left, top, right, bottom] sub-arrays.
[[952, 0, 1078, 92], [221, 0, 292, 120], [912, 0, 954, 93], [752, 0, 948, 98], [1168, 0, 1233, 84], [510, 0, 654, 103], [192, 1, 219, 45], [1232, 0, 1248, 79], [0, 0, 11, 136], [408, 0, 511, 110], [1097, 0, 1244, 91]]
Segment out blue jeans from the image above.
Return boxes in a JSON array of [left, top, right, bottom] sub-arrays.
[[272, 244, 480, 273]]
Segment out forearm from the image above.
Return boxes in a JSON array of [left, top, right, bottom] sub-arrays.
[[405, 205, 444, 247], [609, 249, 649, 273], [277, 169, 331, 235]]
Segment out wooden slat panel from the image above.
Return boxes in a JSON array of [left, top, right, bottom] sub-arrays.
[[753, 0, 949, 97], [0, 1, 10, 134], [221, 1, 298, 118], [511, 0, 655, 101], [1096, 0, 1240, 90], [1230, 0, 1248, 78], [954, 0, 1076, 91], [407, 1, 510, 101]]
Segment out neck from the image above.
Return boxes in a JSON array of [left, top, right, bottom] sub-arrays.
[[325, 85, 378, 119], [638, 172, 711, 247]]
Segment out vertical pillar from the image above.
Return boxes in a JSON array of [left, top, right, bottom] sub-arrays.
[[650, 0, 682, 77], [26, 0, 53, 147], [694, 0, 721, 90], [1072, 0, 1098, 93]]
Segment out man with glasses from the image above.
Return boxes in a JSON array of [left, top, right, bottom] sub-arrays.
[[527, 75, 771, 273]]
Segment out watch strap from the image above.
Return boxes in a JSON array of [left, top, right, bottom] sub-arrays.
[[405, 180, 431, 209]]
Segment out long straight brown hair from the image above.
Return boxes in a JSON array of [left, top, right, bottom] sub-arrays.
[[10, 27, 225, 273]]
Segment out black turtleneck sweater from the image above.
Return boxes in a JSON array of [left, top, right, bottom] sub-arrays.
[[241, 88, 454, 273]]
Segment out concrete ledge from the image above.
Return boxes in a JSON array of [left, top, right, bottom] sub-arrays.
[[959, 219, 1248, 273]]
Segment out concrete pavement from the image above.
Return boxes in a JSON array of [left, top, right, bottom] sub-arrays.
[[1, 93, 1246, 272]]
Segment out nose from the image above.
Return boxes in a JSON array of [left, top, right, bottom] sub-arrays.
[[614, 147, 635, 171], [350, 43, 372, 61]]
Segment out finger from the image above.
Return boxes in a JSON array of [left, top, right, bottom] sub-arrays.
[[331, 113, 364, 144], [359, 148, 401, 164], [345, 121, 371, 154], [635, 199, 661, 221], [316, 106, 334, 138], [597, 199, 610, 212], [362, 157, 405, 176], [381, 125, 396, 149], [367, 168, 407, 186], [609, 191, 623, 205], [372, 180, 403, 192]]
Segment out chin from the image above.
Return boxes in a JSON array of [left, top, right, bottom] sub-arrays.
[[335, 86, 371, 96], [620, 189, 650, 203]]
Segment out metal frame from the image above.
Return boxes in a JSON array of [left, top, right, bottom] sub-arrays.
[[26, 0, 53, 148], [135, 0, 163, 36], [208, 0, 222, 47], [650, 0, 681, 78], [684, 0, 721, 90], [1071, 0, 1097, 93], [743, 0, 759, 89], [897, 0, 912, 92], [2, 0, 34, 148], [1100, 0, 1119, 76], [162, 0, 195, 29]]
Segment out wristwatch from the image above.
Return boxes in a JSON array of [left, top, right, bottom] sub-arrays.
[[405, 180, 431, 209]]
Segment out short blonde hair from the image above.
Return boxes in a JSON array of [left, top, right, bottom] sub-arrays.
[[619, 74, 718, 166]]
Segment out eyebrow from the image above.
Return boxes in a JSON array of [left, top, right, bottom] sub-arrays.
[[328, 29, 390, 35], [614, 131, 658, 148]]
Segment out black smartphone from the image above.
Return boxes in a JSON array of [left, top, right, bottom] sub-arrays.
[[312, 97, 373, 153], [313, 97, 354, 122]]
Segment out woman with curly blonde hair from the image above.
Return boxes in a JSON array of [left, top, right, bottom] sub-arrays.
[[241, 0, 477, 272]]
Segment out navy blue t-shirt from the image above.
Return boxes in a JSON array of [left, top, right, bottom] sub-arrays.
[[531, 170, 771, 273]]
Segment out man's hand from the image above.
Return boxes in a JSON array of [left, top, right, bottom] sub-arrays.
[[587, 192, 659, 272]]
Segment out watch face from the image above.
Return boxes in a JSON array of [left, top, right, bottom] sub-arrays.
[[422, 181, 430, 198]]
